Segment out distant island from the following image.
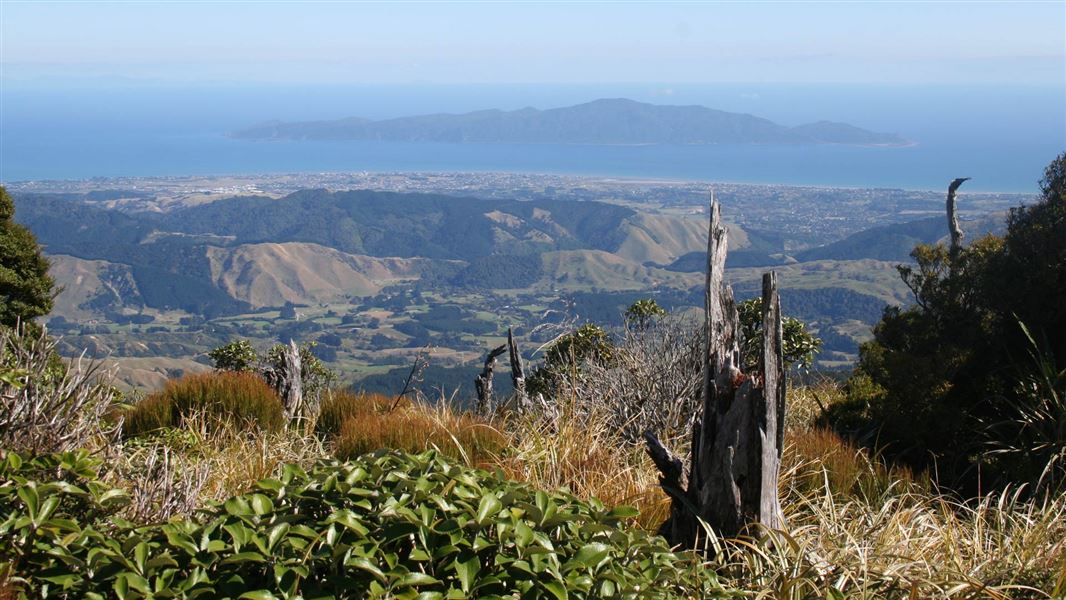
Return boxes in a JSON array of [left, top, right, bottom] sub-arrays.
[[230, 98, 909, 147]]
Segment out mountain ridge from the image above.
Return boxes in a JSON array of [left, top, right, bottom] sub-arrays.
[[230, 98, 908, 146]]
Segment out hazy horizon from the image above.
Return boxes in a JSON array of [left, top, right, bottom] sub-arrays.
[[2, 2, 1063, 190]]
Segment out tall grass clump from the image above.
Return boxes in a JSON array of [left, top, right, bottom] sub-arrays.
[[498, 394, 671, 532], [313, 390, 393, 439], [122, 371, 284, 437], [334, 398, 507, 467], [785, 427, 927, 502], [704, 472, 1066, 598]]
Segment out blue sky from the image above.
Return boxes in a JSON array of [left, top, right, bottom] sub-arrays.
[[2, 1, 1064, 86]]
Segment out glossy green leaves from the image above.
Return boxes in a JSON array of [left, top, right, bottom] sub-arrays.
[[1, 450, 725, 598]]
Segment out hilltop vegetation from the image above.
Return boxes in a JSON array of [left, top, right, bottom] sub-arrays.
[[3, 304, 1063, 597]]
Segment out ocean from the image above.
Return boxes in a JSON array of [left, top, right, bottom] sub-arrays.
[[1, 83, 1062, 192]]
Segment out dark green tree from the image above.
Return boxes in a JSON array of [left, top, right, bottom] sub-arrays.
[[0, 187, 55, 329], [833, 153, 1066, 492], [987, 153, 1066, 361]]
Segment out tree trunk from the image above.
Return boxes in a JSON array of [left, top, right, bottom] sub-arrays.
[[279, 339, 304, 421], [645, 193, 786, 549], [507, 328, 529, 412], [947, 177, 970, 258], [475, 344, 507, 417]]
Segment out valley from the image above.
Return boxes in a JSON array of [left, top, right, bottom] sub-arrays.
[[9, 172, 1031, 397]]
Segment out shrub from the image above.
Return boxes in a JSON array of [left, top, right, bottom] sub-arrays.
[[207, 339, 258, 372], [527, 323, 616, 399], [123, 371, 284, 437], [265, 340, 336, 400], [1, 450, 723, 598], [737, 297, 822, 373], [0, 325, 120, 454], [334, 402, 507, 467]]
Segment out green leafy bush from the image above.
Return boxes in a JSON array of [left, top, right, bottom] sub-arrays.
[[527, 324, 615, 399], [123, 371, 284, 437], [0, 450, 130, 591], [737, 297, 822, 373], [1, 450, 725, 599], [208, 340, 259, 372]]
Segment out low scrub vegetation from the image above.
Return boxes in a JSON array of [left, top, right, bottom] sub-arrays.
[[2, 328, 1064, 597], [0, 325, 120, 454]]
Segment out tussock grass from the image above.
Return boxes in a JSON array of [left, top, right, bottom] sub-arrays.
[[786, 426, 927, 501], [704, 467, 1066, 598], [333, 395, 507, 468], [496, 395, 671, 532], [122, 371, 285, 437], [314, 389, 392, 438]]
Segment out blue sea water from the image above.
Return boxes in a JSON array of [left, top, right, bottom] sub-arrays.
[[1, 83, 1062, 192]]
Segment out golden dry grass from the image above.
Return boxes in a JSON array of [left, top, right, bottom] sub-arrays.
[[122, 371, 285, 437], [495, 400, 671, 532], [704, 458, 1066, 598], [331, 394, 508, 469]]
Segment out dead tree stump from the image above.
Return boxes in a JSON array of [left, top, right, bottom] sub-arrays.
[[947, 177, 970, 258], [507, 327, 529, 412], [645, 195, 786, 549], [278, 339, 304, 421], [475, 344, 507, 416]]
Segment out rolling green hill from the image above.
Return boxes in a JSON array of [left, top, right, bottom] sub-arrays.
[[793, 214, 1005, 262]]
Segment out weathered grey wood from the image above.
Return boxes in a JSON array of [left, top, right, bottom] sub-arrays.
[[507, 328, 529, 411], [279, 339, 304, 420], [760, 271, 786, 528], [646, 192, 786, 549], [947, 177, 970, 256], [475, 344, 507, 416], [643, 430, 685, 498]]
